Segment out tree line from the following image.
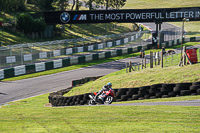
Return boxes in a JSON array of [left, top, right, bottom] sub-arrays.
[[0, 0, 126, 12], [0, 0, 126, 35]]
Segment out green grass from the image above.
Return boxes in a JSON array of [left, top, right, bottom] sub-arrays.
[[113, 95, 200, 104], [0, 93, 200, 133], [124, 0, 200, 9], [65, 62, 200, 97], [171, 21, 200, 37]]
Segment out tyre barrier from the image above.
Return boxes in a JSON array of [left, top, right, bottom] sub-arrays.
[[48, 82, 200, 107], [72, 76, 103, 87]]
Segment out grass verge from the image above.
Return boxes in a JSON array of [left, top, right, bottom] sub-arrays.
[[0, 94, 200, 133], [113, 95, 200, 104], [65, 63, 200, 97], [124, 0, 200, 9]]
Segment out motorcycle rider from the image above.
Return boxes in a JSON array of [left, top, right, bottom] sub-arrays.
[[95, 82, 114, 104]]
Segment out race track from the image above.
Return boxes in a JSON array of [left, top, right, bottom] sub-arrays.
[[0, 23, 184, 105]]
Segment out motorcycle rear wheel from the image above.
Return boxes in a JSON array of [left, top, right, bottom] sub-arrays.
[[88, 99, 96, 105]]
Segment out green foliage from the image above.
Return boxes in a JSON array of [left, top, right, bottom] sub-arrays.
[[0, 0, 25, 12], [108, 0, 127, 9], [32, 17, 46, 32], [16, 13, 46, 34], [85, 0, 126, 10], [54, 0, 69, 11], [27, 0, 54, 11], [16, 13, 34, 33]]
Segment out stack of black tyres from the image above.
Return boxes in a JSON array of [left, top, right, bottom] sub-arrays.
[[173, 83, 192, 96], [161, 84, 176, 98], [50, 93, 92, 106], [115, 88, 129, 102], [190, 82, 200, 95], [49, 82, 200, 107], [149, 84, 162, 99]]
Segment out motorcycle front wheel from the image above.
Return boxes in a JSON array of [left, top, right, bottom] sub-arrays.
[[104, 96, 114, 105]]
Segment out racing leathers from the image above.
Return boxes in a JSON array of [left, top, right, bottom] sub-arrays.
[[95, 85, 113, 103]]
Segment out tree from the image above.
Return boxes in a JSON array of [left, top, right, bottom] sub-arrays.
[[43, 0, 54, 10], [0, 0, 25, 12], [16, 13, 46, 34], [56, 0, 69, 11], [76, 0, 80, 11], [104, 0, 126, 10], [0, 0, 6, 12]]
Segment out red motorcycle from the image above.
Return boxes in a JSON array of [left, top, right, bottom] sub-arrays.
[[88, 89, 115, 105]]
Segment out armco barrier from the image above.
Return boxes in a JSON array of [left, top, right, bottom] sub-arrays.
[[25, 64, 35, 74], [62, 58, 70, 67], [0, 36, 199, 80], [4, 68, 14, 79], [48, 81, 200, 107], [0, 69, 4, 79]]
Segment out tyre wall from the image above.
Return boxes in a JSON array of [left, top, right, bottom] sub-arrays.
[[72, 76, 103, 87], [49, 81, 200, 107]]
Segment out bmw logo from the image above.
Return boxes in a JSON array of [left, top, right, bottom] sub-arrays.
[[60, 12, 70, 23]]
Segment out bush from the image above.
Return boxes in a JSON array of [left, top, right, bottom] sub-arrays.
[[16, 13, 46, 34]]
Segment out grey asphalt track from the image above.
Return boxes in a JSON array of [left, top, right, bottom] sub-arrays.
[[0, 22, 196, 106], [0, 56, 139, 105]]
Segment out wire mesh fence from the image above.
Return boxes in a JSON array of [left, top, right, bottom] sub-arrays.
[[162, 28, 182, 42], [126, 47, 200, 73], [0, 30, 152, 69]]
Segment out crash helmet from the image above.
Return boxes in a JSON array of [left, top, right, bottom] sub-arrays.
[[107, 82, 112, 88]]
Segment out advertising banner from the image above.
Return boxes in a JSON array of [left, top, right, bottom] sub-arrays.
[[44, 7, 200, 24]]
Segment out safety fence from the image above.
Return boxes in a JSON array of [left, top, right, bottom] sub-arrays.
[[0, 36, 200, 80], [0, 42, 149, 80], [126, 47, 200, 73], [162, 28, 182, 42], [126, 36, 200, 73], [48, 81, 200, 107], [0, 31, 151, 69]]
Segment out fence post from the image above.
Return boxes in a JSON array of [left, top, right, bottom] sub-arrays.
[[144, 57, 146, 68], [126, 63, 128, 73], [157, 51, 160, 65], [141, 60, 143, 69], [183, 46, 186, 65], [21, 46, 23, 65], [154, 52, 157, 66], [129, 61, 132, 73], [150, 51, 153, 68], [161, 49, 164, 68]]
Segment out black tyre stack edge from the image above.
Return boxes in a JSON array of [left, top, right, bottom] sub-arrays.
[[49, 82, 200, 107]]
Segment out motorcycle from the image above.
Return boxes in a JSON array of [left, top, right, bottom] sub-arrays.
[[88, 89, 115, 105]]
